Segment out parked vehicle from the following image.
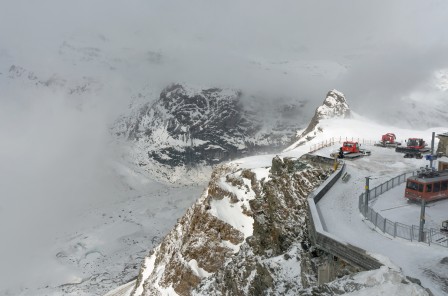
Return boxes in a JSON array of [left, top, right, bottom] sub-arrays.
[[405, 169, 448, 202], [396, 138, 429, 153], [331, 141, 371, 159], [375, 133, 401, 148]]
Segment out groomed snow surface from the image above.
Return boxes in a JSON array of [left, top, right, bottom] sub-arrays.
[[301, 116, 447, 296]]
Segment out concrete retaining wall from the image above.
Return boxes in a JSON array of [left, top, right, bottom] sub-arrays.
[[307, 159, 382, 271]]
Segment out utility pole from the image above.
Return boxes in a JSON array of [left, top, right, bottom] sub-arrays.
[[419, 198, 426, 242], [430, 132, 435, 169], [364, 177, 370, 216], [418, 132, 434, 242]]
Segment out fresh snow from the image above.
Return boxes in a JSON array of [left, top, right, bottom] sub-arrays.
[[188, 259, 213, 278], [209, 190, 254, 239], [371, 184, 448, 229], [134, 253, 157, 296], [294, 116, 447, 296]]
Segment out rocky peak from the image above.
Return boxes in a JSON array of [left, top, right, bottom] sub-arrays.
[[314, 90, 350, 121], [288, 90, 349, 148]]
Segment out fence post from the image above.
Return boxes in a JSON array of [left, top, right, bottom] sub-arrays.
[[375, 212, 378, 227], [394, 222, 397, 237], [410, 226, 414, 242], [383, 218, 387, 233], [364, 177, 370, 216]]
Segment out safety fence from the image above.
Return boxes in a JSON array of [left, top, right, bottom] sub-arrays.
[[336, 137, 376, 145], [309, 137, 378, 153], [309, 138, 336, 153], [358, 172, 448, 248]]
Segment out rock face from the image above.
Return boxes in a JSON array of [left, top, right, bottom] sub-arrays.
[[127, 153, 432, 296], [130, 154, 333, 296], [313, 89, 350, 121], [288, 90, 350, 149], [114, 84, 307, 183]]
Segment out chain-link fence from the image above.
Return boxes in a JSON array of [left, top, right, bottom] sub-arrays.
[[359, 172, 448, 248]]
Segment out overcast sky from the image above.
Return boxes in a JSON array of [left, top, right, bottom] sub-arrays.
[[1, 0, 448, 290], [1, 0, 448, 107]]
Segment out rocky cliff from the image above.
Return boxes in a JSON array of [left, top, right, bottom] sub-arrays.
[[126, 153, 430, 296], [114, 84, 307, 183], [129, 155, 333, 295]]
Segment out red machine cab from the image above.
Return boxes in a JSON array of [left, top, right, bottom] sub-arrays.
[[342, 141, 360, 153]]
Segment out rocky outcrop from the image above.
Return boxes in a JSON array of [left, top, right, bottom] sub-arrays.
[[114, 84, 307, 183], [130, 155, 333, 295], [290, 90, 350, 148]]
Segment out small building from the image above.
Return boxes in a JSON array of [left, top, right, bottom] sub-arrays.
[[437, 132, 448, 156], [438, 156, 448, 171]]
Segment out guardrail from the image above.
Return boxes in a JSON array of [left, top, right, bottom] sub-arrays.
[[309, 138, 336, 153], [359, 173, 448, 248], [307, 159, 383, 270]]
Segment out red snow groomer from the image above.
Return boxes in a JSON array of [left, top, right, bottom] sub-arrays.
[[374, 133, 401, 148], [331, 141, 371, 159], [395, 138, 429, 154]]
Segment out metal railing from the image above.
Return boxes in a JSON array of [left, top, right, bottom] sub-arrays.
[[359, 172, 448, 248], [309, 138, 335, 153], [309, 137, 378, 154]]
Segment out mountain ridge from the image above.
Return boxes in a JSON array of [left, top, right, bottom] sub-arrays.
[[114, 83, 309, 184]]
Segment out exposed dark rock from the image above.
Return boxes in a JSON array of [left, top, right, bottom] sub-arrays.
[[114, 84, 308, 182]]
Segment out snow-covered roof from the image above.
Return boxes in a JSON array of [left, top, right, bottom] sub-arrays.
[[438, 156, 448, 163]]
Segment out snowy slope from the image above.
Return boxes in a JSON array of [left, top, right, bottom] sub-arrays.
[[111, 101, 446, 295]]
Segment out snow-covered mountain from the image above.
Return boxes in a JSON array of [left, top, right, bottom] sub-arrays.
[[114, 83, 309, 184], [3, 4, 448, 295], [106, 92, 448, 296], [287, 89, 350, 150], [129, 155, 334, 295]]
